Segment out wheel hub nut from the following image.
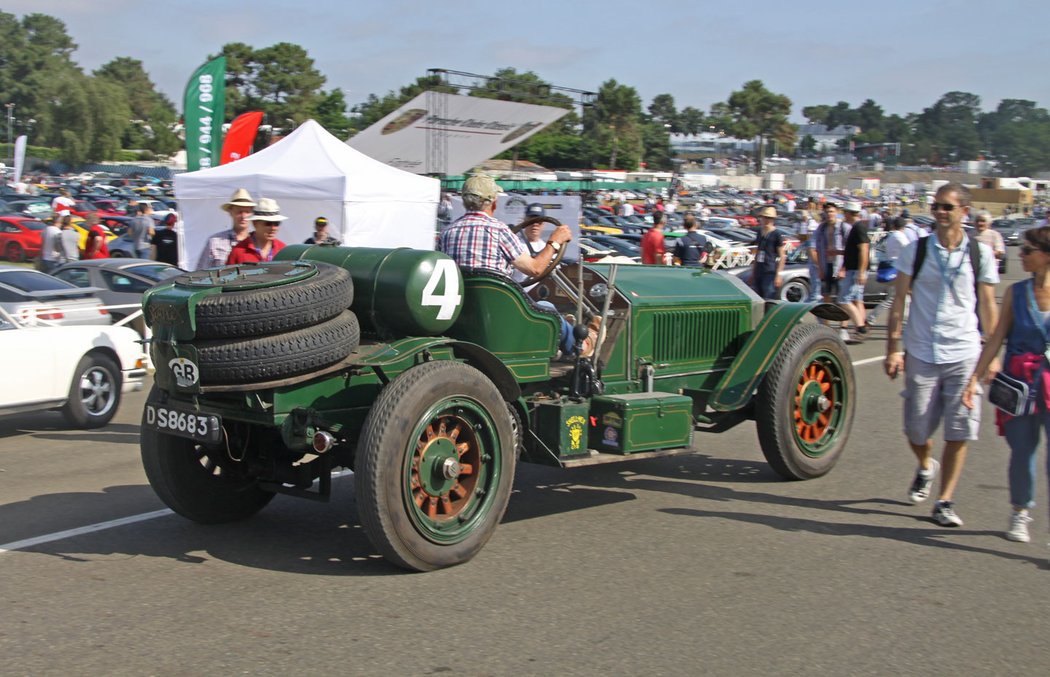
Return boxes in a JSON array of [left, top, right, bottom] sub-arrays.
[[441, 457, 461, 480], [816, 395, 831, 412]]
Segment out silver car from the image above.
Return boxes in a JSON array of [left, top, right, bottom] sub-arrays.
[[0, 265, 111, 326]]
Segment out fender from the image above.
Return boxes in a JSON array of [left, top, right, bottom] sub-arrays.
[[709, 302, 846, 411], [351, 336, 521, 402]]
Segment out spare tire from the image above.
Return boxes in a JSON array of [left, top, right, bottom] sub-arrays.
[[193, 310, 361, 385], [169, 261, 354, 339]]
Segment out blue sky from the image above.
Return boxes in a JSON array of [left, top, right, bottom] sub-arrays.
[[8, 0, 1050, 120]]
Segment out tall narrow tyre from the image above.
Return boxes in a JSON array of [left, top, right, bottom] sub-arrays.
[[756, 323, 855, 480], [61, 353, 122, 428], [140, 387, 274, 523], [355, 361, 516, 572], [178, 262, 354, 339], [192, 310, 360, 385]]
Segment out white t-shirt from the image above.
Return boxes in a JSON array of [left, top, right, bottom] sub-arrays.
[[51, 195, 76, 212], [512, 238, 547, 289]]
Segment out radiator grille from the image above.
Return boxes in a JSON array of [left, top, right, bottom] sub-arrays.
[[652, 308, 744, 364]]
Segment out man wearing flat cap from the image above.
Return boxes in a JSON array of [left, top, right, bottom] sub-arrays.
[[196, 188, 256, 269], [438, 174, 581, 356], [438, 174, 571, 279]]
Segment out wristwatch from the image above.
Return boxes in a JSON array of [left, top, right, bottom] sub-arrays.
[[547, 241, 562, 252]]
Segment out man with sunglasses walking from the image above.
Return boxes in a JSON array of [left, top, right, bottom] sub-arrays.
[[884, 183, 1000, 527]]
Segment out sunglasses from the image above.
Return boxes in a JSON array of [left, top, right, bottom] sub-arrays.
[[1020, 244, 1047, 255], [930, 203, 959, 212]]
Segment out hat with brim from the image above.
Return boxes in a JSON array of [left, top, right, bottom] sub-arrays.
[[221, 188, 257, 212], [252, 197, 288, 222], [462, 174, 500, 203], [758, 206, 777, 218], [842, 201, 863, 213]]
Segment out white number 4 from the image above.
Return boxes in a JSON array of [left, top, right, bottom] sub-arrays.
[[421, 259, 462, 320]]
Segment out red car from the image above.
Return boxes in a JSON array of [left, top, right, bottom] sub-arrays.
[[0, 215, 47, 262]]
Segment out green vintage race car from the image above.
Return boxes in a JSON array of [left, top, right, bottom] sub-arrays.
[[139, 240, 855, 571]]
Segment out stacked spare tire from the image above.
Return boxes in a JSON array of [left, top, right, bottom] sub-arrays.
[[146, 261, 360, 385]]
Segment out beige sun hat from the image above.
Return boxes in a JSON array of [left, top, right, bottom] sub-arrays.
[[252, 197, 288, 222], [758, 205, 778, 218], [462, 173, 500, 202], [221, 188, 257, 212]]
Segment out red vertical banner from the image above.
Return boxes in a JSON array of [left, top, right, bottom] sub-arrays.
[[220, 111, 264, 165]]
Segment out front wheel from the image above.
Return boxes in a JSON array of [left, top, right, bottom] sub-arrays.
[[355, 361, 516, 571], [755, 323, 855, 480], [140, 387, 274, 523], [779, 277, 810, 303]]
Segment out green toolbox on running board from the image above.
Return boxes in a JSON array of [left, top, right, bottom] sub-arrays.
[[589, 393, 693, 454]]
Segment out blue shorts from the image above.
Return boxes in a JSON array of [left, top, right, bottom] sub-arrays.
[[838, 270, 865, 303]]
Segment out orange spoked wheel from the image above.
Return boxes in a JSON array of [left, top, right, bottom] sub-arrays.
[[756, 324, 855, 480], [356, 360, 516, 571], [794, 358, 838, 448]]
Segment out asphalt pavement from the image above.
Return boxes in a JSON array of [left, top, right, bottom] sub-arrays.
[[1, 247, 1048, 676]]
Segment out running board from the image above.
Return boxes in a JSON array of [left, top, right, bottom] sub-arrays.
[[559, 447, 696, 468]]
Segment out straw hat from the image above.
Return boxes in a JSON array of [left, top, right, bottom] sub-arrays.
[[221, 188, 257, 212], [758, 205, 777, 218], [252, 197, 288, 222], [842, 201, 863, 213]]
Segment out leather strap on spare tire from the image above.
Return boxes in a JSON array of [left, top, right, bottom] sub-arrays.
[[191, 310, 361, 385], [171, 261, 354, 339]]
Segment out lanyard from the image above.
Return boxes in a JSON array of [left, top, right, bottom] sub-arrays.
[[932, 236, 966, 302]]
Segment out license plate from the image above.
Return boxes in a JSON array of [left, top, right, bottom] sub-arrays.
[[145, 403, 222, 444]]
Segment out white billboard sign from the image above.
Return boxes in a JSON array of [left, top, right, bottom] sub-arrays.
[[348, 92, 569, 175]]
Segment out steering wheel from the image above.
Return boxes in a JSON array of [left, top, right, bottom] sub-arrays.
[[510, 215, 568, 285]]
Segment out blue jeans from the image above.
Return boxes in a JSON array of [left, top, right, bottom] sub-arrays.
[[806, 264, 823, 302], [754, 270, 778, 300], [536, 301, 575, 355], [1003, 411, 1050, 510]]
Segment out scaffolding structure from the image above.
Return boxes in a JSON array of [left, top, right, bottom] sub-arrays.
[[423, 68, 596, 178]]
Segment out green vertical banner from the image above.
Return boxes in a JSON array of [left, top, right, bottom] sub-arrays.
[[183, 56, 226, 172]]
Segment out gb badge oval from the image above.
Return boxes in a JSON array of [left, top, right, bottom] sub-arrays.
[[168, 357, 200, 388]]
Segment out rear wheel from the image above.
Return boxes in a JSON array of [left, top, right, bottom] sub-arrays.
[[5, 242, 25, 263], [61, 353, 122, 428], [355, 361, 515, 571], [756, 323, 854, 479], [140, 387, 274, 523]]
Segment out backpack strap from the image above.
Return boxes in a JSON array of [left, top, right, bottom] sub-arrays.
[[910, 233, 984, 303], [910, 235, 928, 287]]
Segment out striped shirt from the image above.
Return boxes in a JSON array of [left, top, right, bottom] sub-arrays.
[[437, 211, 526, 276], [197, 229, 241, 270]]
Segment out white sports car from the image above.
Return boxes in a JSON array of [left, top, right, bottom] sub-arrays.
[[0, 306, 147, 428]]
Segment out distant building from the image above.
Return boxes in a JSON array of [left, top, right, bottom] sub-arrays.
[[670, 132, 755, 155], [796, 124, 861, 152]]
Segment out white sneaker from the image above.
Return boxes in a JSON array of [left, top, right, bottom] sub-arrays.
[[839, 328, 851, 343], [1006, 510, 1032, 542], [932, 500, 963, 527], [907, 458, 940, 504]]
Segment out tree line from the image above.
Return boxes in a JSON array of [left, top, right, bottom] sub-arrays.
[[2, 11, 1049, 176]]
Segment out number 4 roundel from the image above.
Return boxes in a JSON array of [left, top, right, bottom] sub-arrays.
[[421, 258, 462, 321]]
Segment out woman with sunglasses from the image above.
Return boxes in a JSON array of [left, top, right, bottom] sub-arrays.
[[963, 226, 1050, 544]]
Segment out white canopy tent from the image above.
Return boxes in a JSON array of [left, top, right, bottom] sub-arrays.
[[175, 119, 440, 270]]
